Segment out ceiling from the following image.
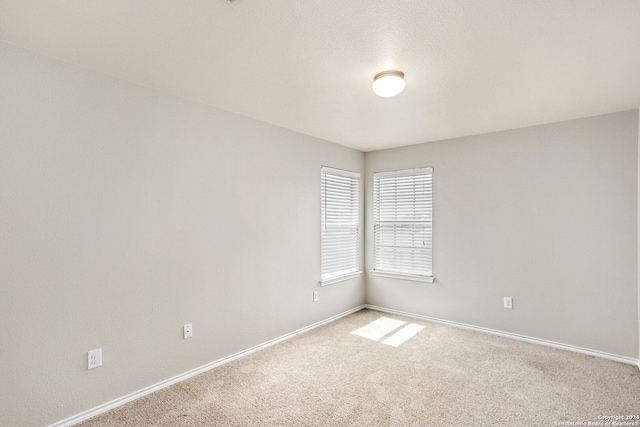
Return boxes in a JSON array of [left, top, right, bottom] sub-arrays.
[[1, 1, 639, 152]]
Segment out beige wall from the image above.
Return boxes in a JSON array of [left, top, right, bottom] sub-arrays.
[[0, 42, 365, 426], [365, 111, 639, 359]]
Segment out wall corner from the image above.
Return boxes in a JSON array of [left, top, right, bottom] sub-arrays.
[[637, 107, 640, 361]]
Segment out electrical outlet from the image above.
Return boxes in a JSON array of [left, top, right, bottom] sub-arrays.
[[88, 348, 102, 370], [503, 297, 513, 309], [183, 323, 193, 339], [313, 291, 318, 302]]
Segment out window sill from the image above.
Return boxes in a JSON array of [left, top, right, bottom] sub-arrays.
[[371, 270, 435, 283], [320, 271, 362, 286]]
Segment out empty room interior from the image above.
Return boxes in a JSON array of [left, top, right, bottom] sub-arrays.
[[1, 1, 640, 426]]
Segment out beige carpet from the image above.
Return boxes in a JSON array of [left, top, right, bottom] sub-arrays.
[[78, 309, 640, 426]]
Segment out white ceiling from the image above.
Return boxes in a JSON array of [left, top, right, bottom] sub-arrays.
[[1, 0, 639, 152]]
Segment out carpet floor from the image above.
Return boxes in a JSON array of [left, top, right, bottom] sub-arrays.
[[78, 309, 640, 426]]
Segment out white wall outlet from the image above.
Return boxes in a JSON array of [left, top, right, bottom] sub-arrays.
[[503, 297, 513, 309], [88, 348, 102, 370], [313, 291, 318, 302], [183, 323, 193, 339]]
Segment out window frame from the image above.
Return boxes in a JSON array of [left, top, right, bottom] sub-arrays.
[[372, 167, 434, 283], [320, 166, 361, 286]]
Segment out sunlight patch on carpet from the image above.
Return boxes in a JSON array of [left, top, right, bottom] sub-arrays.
[[351, 317, 405, 341], [381, 323, 426, 347], [351, 317, 426, 347]]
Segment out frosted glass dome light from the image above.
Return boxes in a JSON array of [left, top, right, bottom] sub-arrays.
[[372, 70, 405, 98]]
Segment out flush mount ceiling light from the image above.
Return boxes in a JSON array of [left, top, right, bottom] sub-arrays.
[[372, 70, 405, 98]]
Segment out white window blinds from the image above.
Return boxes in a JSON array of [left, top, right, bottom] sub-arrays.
[[373, 167, 433, 282], [321, 166, 360, 285]]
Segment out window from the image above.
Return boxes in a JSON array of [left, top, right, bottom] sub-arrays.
[[373, 167, 433, 282], [321, 166, 361, 285]]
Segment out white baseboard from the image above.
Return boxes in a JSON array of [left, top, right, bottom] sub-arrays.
[[49, 305, 365, 427], [47, 303, 640, 426], [364, 304, 640, 367]]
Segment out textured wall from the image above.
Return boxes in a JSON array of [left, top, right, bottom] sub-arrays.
[[0, 41, 365, 426], [365, 110, 639, 359]]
